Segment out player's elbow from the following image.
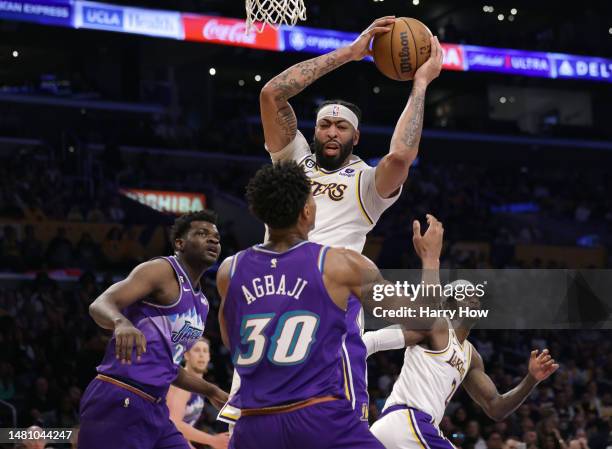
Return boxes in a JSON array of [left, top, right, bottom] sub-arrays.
[[386, 151, 415, 169], [260, 84, 277, 103], [484, 403, 506, 422]]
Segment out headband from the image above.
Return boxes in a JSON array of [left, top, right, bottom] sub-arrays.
[[316, 104, 359, 130]]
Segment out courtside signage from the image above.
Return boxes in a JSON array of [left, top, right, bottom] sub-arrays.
[[0, 0, 72, 26], [120, 189, 207, 215], [182, 14, 279, 51], [1, 0, 610, 83]]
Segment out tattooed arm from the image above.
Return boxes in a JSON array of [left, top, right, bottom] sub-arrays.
[[260, 16, 395, 153], [374, 36, 444, 198]]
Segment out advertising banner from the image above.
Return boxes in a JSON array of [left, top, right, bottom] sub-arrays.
[[182, 14, 280, 51], [121, 189, 207, 215], [0, 0, 73, 26]]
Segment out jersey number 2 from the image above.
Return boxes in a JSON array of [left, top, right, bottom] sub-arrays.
[[235, 311, 320, 367]]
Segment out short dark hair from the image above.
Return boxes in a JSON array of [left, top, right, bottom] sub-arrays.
[[170, 210, 217, 247], [316, 99, 362, 123], [246, 162, 311, 229]]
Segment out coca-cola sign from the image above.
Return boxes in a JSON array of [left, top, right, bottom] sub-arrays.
[[182, 14, 280, 50]]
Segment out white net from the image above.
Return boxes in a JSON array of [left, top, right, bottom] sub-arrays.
[[245, 0, 307, 33]]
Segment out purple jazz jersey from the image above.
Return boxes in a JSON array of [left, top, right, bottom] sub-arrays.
[[224, 242, 346, 409], [184, 392, 204, 426], [78, 378, 189, 449], [230, 399, 385, 449], [96, 256, 209, 396], [341, 296, 369, 421]]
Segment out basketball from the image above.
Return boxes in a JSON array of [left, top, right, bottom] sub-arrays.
[[372, 17, 433, 81]]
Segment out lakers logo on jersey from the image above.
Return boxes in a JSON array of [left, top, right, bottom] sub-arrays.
[[446, 349, 466, 378], [310, 180, 348, 201]]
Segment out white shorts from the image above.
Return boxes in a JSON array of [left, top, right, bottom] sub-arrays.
[[370, 406, 455, 449]]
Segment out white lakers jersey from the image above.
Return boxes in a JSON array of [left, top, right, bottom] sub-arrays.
[[383, 325, 473, 426], [270, 130, 401, 252]]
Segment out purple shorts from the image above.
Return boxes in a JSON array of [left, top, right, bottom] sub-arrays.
[[229, 399, 385, 449], [78, 377, 189, 449]]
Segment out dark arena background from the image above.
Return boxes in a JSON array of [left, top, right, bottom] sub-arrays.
[[0, 1, 611, 448]]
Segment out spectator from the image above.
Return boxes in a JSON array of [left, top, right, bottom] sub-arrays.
[[86, 201, 107, 223], [107, 196, 126, 222], [46, 227, 74, 268], [466, 420, 488, 449], [0, 225, 22, 270], [488, 432, 505, 449], [66, 205, 84, 222], [21, 225, 44, 270]]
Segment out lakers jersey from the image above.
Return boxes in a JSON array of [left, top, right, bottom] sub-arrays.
[[382, 324, 473, 426], [270, 130, 401, 252]]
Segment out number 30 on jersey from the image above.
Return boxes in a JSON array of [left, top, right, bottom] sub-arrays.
[[235, 310, 320, 366]]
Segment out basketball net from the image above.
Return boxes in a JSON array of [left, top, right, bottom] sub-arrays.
[[245, 0, 307, 33]]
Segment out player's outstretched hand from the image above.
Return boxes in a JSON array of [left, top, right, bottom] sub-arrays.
[[528, 349, 559, 382], [209, 432, 231, 449], [114, 320, 147, 364], [349, 16, 395, 61], [414, 36, 444, 87], [412, 214, 444, 263]]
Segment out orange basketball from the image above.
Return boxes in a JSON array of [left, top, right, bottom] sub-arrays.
[[372, 17, 433, 81]]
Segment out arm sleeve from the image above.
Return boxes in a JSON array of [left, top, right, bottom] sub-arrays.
[[268, 130, 312, 164], [359, 166, 402, 222], [363, 326, 406, 358]]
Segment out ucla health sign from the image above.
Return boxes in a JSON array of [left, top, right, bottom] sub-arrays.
[[75, 1, 122, 31], [0, 0, 72, 26], [75, 1, 182, 38]]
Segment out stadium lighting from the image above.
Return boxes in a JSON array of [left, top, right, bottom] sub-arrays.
[[511, 8, 518, 15], [498, 14, 504, 21], [254, 74, 262, 82], [609, 27, 612, 35], [508, 15, 515, 22], [483, 5, 494, 12], [413, 0, 419, 5], [373, 86, 381, 94], [12, 50, 18, 58], [209, 68, 216, 76], [499, 96, 507, 104], [238, 79, 245, 86]]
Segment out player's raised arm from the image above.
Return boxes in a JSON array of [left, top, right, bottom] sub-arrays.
[[462, 348, 559, 422], [374, 36, 444, 198], [260, 16, 395, 153], [324, 214, 443, 329], [88, 259, 172, 363]]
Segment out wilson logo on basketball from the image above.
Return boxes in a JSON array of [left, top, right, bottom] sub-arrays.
[[399, 31, 413, 74]]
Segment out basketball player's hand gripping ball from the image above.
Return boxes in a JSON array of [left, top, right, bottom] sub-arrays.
[[348, 16, 396, 61]]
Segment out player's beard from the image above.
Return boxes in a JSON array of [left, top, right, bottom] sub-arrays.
[[311, 137, 353, 171]]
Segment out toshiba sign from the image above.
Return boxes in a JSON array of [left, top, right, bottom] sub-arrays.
[[182, 14, 280, 50], [121, 189, 206, 215]]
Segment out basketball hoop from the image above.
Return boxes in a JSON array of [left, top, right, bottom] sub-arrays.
[[245, 0, 307, 33]]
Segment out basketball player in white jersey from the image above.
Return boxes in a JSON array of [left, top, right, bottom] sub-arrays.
[[167, 338, 230, 449], [370, 282, 559, 449], [218, 17, 445, 427]]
